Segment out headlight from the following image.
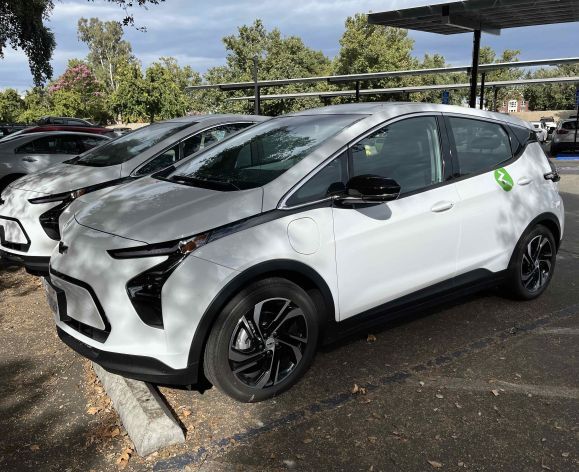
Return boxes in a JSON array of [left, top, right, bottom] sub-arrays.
[[107, 233, 210, 259]]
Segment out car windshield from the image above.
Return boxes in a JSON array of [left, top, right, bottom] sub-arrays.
[[164, 114, 362, 191], [72, 121, 193, 167]]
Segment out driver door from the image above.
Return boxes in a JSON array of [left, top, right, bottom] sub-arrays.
[[332, 114, 461, 320]]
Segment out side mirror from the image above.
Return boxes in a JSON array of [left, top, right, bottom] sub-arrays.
[[339, 174, 401, 204]]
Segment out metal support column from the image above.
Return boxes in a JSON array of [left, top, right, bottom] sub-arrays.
[[492, 86, 499, 112], [252, 55, 260, 115], [355, 81, 360, 102], [479, 72, 486, 109], [469, 29, 481, 108]]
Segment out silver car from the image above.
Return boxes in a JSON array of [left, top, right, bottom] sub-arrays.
[[0, 131, 110, 193], [550, 119, 578, 156]]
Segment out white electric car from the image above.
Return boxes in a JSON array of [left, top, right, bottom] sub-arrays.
[[0, 114, 267, 275], [48, 103, 563, 402]]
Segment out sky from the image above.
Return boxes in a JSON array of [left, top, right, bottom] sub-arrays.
[[1, 0, 578, 92]]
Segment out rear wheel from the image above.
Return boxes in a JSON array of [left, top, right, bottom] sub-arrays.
[[504, 225, 556, 300], [203, 278, 319, 402]]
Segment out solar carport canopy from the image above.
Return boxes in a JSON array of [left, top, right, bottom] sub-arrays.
[[368, 0, 579, 34]]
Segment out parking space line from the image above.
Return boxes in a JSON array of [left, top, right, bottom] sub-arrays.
[[418, 376, 579, 400], [153, 301, 579, 471]]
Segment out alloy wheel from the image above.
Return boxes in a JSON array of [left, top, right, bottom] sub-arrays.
[[520, 234, 553, 293], [228, 297, 308, 389]]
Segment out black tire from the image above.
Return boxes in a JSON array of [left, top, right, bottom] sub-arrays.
[[504, 224, 556, 300], [203, 277, 319, 402]]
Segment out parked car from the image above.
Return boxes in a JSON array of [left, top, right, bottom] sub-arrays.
[[0, 124, 28, 138], [0, 114, 267, 274], [46, 103, 563, 403], [540, 116, 557, 135], [0, 125, 115, 143], [37, 116, 95, 127], [550, 119, 578, 156], [530, 121, 548, 142], [0, 131, 110, 192]]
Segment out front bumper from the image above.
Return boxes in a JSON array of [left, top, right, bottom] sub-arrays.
[[57, 327, 199, 385], [0, 249, 49, 275]]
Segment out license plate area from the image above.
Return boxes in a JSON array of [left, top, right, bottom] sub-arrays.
[[44, 279, 66, 318]]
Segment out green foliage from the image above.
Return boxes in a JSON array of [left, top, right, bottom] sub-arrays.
[[77, 17, 133, 91], [0, 0, 55, 85], [143, 57, 200, 121], [109, 60, 148, 122], [1, 1, 164, 85], [17, 87, 51, 123], [193, 20, 332, 116], [0, 88, 25, 122], [524, 64, 579, 111], [47, 61, 110, 123]]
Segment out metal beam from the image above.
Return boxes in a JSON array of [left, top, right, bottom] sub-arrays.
[[229, 76, 579, 102], [186, 57, 579, 92]]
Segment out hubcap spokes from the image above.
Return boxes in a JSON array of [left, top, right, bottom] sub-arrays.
[[521, 235, 553, 293], [229, 298, 308, 389]]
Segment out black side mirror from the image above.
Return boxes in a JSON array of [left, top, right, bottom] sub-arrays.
[[338, 174, 401, 204]]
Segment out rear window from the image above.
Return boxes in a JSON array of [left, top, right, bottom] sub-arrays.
[[448, 117, 513, 175], [72, 122, 192, 167], [165, 114, 362, 190]]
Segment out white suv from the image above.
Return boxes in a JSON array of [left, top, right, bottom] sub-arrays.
[[48, 103, 564, 402]]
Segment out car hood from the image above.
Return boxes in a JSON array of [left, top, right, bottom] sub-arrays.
[[74, 177, 264, 244], [9, 163, 122, 195]]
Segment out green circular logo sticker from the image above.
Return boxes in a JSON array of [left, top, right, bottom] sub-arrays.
[[494, 168, 514, 192]]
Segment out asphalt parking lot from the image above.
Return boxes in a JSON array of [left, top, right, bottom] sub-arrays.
[[1, 160, 578, 472]]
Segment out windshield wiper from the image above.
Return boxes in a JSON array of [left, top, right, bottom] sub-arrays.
[[168, 174, 241, 191]]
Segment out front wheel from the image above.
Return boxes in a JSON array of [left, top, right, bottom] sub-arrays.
[[203, 278, 319, 402], [504, 225, 557, 300]]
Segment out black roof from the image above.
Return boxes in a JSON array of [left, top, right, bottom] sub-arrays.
[[368, 0, 579, 35]]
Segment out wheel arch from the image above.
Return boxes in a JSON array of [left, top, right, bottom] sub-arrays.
[[508, 212, 562, 269], [0, 173, 26, 194], [187, 259, 336, 381]]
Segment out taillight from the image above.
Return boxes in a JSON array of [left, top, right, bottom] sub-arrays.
[[556, 129, 569, 135]]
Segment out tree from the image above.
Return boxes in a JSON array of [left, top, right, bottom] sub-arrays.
[[0, 0, 55, 85], [193, 20, 332, 115], [524, 64, 579, 111], [77, 17, 133, 92], [17, 87, 52, 123], [143, 57, 200, 122], [109, 60, 148, 122], [1, 0, 163, 85], [0, 88, 24, 122], [48, 60, 109, 123]]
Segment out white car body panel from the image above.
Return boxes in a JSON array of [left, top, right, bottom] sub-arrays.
[[44, 103, 565, 386]]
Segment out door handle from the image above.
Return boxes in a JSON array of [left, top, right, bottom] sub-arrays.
[[21, 157, 37, 163], [431, 201, 454, 213], [517, 177, 532, 186]]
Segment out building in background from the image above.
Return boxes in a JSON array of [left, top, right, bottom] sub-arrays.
[[498, 91, 528, 113]]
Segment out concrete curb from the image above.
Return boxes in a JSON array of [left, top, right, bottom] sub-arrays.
[[92, 362, 185, 456]]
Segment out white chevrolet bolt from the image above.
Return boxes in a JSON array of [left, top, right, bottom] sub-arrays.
[[48, 103, 564, 402], [0, 114, 267, 275]]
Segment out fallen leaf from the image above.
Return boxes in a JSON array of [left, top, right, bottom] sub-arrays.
[[419, 381, 425, 387], [427, 460, 443, 469], [491, 389, 500, 397], [182, 409, 192, 417], [435, 394, 444, 399], [110, 427, 121, 438], [455, 403, 462, 409], [367, 334, 377, 343], [30, 445, 40, 451], [561, 452, 570, 458], [352, 384, 367, 395], [86, 406, 100, 415]]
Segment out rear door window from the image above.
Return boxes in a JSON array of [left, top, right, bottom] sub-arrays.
[[447, 117, 512, 175], [16, 136, 58, 154]]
